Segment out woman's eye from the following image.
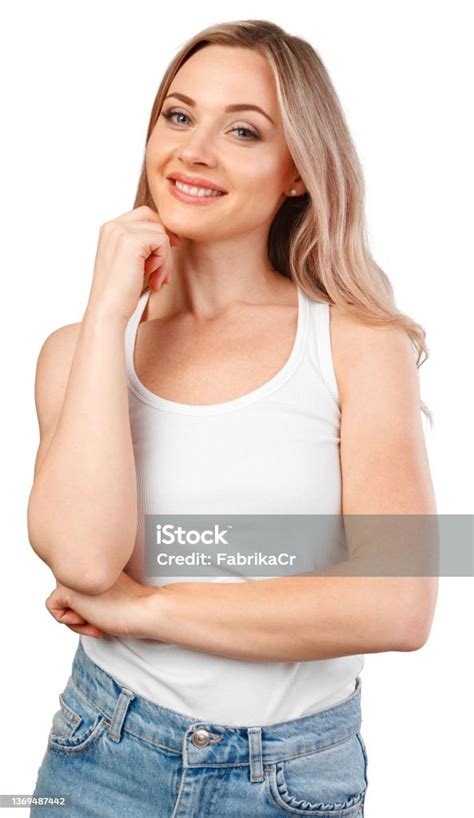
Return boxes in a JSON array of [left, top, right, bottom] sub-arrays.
[[231, 125, 260, 141], [160, 109, 260, 141], [162, 110, 189, 126]]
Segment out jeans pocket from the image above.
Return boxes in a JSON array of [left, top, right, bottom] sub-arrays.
[[48, 676, 108, 755], [268, 731, 367, 816]]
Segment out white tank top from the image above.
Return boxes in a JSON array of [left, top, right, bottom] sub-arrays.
[[81, 285, 364, 725]]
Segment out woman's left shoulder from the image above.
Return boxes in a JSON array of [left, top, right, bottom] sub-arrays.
[[328, 304, 419, 409]]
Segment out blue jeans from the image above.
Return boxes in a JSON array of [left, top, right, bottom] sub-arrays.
[[31, 640, 368, 817]]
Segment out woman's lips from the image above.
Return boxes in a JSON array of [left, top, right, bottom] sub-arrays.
[[167, 178, 228, 206]]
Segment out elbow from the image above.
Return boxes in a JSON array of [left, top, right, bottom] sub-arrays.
[[388, 577, 438, 652], [397, 611, 434, 652], [28, 531, 118, 594], [52, 565, 119, 595], [27, 509, 134, 595], [51, 545, 133, 594], [399, 578, 438, 651]]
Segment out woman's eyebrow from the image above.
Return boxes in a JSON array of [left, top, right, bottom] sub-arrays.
[[163, 92, 275, 126]]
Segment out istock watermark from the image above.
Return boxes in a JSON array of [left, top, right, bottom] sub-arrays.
[[156, 523, 232, 546], [143, 514, 473, 578], [156, 551, 297, 567]]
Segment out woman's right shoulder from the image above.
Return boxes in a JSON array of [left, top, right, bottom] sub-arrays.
[[34, 321, 86, 400], [36, 322, 82, 371]]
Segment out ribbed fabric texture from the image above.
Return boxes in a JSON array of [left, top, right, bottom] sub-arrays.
[[81, 286, 363, 726]]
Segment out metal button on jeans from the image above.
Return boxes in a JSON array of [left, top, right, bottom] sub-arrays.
[[191, 728, 211, 747]]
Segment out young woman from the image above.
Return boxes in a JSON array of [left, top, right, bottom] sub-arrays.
[[28, 19, 438, 817]]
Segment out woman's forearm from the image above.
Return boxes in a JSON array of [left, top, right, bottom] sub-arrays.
[[27, 308, 137, 594], [139, 572, 430, 662]]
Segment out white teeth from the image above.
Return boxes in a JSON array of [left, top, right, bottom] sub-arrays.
[[174, 180, 223, 197]]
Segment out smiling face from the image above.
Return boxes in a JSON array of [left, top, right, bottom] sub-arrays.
[[145, 45, 304, 240]]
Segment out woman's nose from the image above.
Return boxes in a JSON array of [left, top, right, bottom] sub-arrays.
[[178, 130, 217, 165]]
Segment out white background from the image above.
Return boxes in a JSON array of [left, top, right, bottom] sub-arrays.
[[1, 1, 472, 815]]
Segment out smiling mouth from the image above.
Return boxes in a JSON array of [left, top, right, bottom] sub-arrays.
[[167, 178, 229, 206], [170, 178, 226, 197]]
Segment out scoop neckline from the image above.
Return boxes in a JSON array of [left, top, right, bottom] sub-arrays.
[[126, 284, 308, 416]]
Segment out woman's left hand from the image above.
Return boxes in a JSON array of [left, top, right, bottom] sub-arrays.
[[45, 571, 156, 639]]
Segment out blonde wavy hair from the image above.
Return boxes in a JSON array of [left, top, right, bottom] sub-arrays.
[[133, 18, 432, 424]]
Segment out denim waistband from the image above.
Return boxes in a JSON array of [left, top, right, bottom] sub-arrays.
[[71, 640, 362, 776]]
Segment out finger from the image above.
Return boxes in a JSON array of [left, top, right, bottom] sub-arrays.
[[148, 257, 172, 291], [147, 248, 173, 291], [143, 243, 169, 279], [122, 218, 181, 246], [128, 227, 172, 266], [124, 225, 176, 259], [148, 264, 171, 292], [130, 212, 182, 244], [66, 623, 104, 638], [124, 221, 166, 235], [58, 609, 87, 625], [113, 205, 164, 224], [114, 206, 181, 242]]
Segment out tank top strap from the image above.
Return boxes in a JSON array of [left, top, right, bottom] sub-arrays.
[[306, 298, 340, 410], [124, 287, 153, 377]]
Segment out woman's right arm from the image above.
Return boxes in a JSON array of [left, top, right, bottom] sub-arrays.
[[27, 311, 138, 595], [27, 205, 180, 595]]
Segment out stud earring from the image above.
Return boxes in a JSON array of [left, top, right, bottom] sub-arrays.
[[290, 188, 297, 196]]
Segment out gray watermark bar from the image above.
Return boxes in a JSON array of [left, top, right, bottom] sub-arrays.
[[0, 795, 70, 807], [144, 514, 473, 577]]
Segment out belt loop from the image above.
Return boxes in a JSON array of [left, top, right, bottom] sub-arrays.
[[107, 687, 136, 743], [247, 727, 264, 782]]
